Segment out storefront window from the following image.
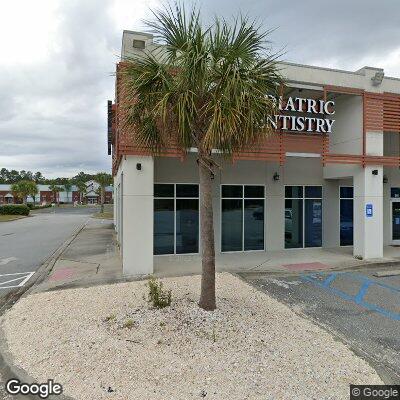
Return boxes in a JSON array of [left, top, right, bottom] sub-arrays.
[[154, 198, 175, 255], [221, 185, 265, 252], [285, 186, 322, 248], [154, 184, 199, 255], [391, 187, 400, 198], [340, 186, 353, 246], [221, 199, 243, 252], [285, 198, 303, 249]]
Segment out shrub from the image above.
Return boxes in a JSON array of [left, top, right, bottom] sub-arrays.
[[0, 204, 30, 216], [147, 277, 172, 309]]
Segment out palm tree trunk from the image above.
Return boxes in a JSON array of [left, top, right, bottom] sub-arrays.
[[198, 157, 216, 311], [101, 188, 105, 213]]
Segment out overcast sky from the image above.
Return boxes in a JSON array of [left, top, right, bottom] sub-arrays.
[[0, 0, 399, 178]]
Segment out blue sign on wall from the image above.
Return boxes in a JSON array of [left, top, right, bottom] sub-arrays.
[[366, 203, 373, 217]]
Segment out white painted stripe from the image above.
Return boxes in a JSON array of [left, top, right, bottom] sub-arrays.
[[286, 152, 321, 158], [0, 272, 35, 289]]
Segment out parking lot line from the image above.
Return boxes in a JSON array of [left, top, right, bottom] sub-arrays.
[[301, 272, 400, 321], [0, 272, 35, 289]]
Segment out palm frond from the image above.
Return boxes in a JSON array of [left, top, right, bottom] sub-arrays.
[[121, 4, 284, 158]]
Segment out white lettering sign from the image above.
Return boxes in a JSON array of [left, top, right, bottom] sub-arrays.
[[267, 96, 335, 134]]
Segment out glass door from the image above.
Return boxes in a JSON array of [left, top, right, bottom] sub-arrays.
[[339, 187, 354, 246], [284, 186, 322, 249], [391, 200, 400, 244]]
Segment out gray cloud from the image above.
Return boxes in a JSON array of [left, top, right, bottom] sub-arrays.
[[0, 0, 119, 178], [197, 0, 400, 72], [0, 0, 399, 178]]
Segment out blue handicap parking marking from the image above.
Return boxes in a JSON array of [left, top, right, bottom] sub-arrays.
[[300, 272, 400, 321]]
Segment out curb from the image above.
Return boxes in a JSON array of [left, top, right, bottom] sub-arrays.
[[0, 220, 89, 400], [239, 259, 400, 278]]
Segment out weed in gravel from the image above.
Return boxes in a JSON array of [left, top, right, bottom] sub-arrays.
[[212, 326, 217, 343], [104, 314, 116, 322], [122, 319, 135, 329], [147, 277, 172, 309]]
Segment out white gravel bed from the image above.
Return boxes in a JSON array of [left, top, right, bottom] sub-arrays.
[[1, 273, 382, 399]]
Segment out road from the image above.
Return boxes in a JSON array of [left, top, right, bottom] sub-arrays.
[[242, 267, 400, 384], [0, 206, 98, 299], [0, 206, 98, 399]]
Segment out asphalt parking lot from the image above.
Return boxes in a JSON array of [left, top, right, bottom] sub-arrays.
[[0, 206, 98, 302], [241, 267, 400, 384]]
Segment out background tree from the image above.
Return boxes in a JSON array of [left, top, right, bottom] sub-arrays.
[[11, 180, 38, 204], [94, 173, 112, 213], [123, 4, 282, 310], [64, 181, 72, 203], [9, 170, 20, 183], [33, 171, 45, 184], [72, 171, 92, 183], [0, 168, 46, 183], [76, 181, 87, 203], [0, 168, 8, 183]]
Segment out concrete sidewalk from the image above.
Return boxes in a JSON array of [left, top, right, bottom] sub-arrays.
[[31, 215, 400, 291], [33, 218, 122, 292], [155, 246, 400, 277]]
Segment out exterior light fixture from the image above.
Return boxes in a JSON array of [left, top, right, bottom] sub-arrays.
[[136, 163, 142, 171], [371, 70, 384, 86], [372, 169, 378, 175], [383, 175, 388, 184], [273, 172, 280, 181]]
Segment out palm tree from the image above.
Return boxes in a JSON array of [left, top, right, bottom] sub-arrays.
[[76, 180, 87, 203], [11, 180, 38, 205], [64, 182, 72, 203], [122, 5, 283, 310], [28, 184, 38, 206], [94, 173, 112, 213]]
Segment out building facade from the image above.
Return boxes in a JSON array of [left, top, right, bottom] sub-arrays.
[[110, 31, 400, 276]]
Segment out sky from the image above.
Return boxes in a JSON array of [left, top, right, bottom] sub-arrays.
[[0, 0, 399, 178]]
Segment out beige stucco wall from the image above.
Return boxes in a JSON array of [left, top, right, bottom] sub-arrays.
[[115, 156, 154, 275], [329, 95, 363, 155]]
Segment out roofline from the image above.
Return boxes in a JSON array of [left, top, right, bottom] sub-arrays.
[[122, 30, 400, 81], [122, 30, 153, 38]]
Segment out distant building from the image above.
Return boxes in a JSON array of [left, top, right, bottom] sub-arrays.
[[72, 180, 113, 204], [0, 181, 113, 205]]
